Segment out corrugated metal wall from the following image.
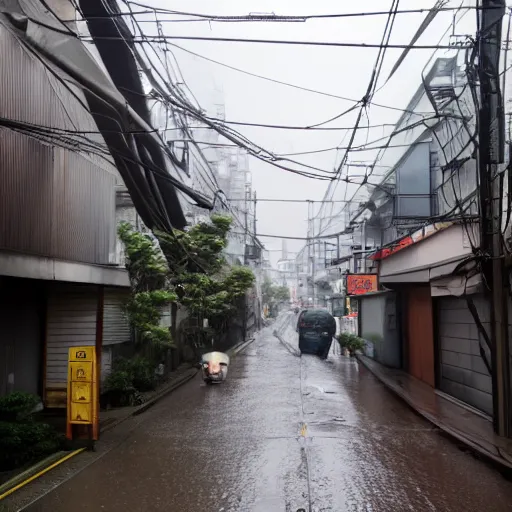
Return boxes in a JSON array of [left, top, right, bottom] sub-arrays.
[[0, 24, 118, 265], [103, 287, 131, 346], [45, 284, 98, 408], [437, 295, 493, 416]]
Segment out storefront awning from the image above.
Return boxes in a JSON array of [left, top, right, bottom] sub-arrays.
[[379, 223, 480, 287]]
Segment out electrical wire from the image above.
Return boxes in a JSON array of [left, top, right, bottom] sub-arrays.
[[316, 0, 401, 236], [99, 3, 503, 22], [164, 42, 432, 116], [80, 33, 471, 50], [316, 0, 474, 240], [191, 119, 397, 131]]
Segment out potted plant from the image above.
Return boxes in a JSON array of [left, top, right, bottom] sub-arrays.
[[337, 332, 366, 357]]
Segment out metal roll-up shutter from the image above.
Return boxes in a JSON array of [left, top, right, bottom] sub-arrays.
[[45, 284, 98, 408], [437, 295, 492, 416], [103, 288, 131, 346]]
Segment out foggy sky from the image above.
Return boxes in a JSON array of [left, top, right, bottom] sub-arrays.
[[140, 0, 476, 263]]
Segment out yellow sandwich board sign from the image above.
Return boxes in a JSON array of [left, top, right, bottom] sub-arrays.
[[66, 347, 98, 441]]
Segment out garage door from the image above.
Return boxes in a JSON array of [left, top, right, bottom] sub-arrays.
[[103, 287, 131, 346], [437, 295, 492, 416], [45, 284, 98, 408], [101, 288, 131, 384], [0, 278, 43, 397]]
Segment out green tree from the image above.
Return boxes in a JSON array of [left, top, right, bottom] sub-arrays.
[[273, 285, 290, 303], [118, 223, 175, 349], [262, 278, 290, 305], [261, 278, 290, 318], [261, 277, 274, 306], [120, 215, 255, 354]]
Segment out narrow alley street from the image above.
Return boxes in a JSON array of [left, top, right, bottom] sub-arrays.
[[12, 317, 512, 512]]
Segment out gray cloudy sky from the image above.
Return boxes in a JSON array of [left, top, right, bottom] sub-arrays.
[[142, 0, 475, 260]]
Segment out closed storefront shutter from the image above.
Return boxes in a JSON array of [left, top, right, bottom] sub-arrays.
[[101, 288, 131, 386], [0, 278, 43, 397], [103, 288, 131, 346], [437, 295, 492, 416], [45, 284, 98, 408]]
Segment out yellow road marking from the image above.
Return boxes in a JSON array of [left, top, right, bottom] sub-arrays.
[[300, 423, 308, 437], [0, 448, 86, 501]]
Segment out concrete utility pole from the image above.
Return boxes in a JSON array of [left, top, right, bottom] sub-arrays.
[[244, 185, 249, 259], [311, 204, 316, 307], [306, 201, 311, 304], [477, 0, 510, 436], [253, 191, 257, 240], [360, 220, 367, 274]]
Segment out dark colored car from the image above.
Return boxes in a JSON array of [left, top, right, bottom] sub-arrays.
[[297, 309, 336, 359]]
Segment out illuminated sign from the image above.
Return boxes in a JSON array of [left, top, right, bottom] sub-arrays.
[[346, 274, 378, 295]]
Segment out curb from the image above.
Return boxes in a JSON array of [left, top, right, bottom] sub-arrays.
[[273, 330, 301, 357], [0, 452, 66, 497], [101, 367, 199, 431], [0, 346, 256, 502], [0, 369, 199, 501], [0, 449, 85, 502], [102, 338, 256, 433], [227, 337, 255, 358], [356, 355, 512, 473]]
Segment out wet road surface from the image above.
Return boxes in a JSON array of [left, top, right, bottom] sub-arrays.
[[17, 316, 512, 511]]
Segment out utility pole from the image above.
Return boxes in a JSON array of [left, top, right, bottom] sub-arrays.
[[360, 220, 367, 274], [477, 0, 509, 436], [306, 201, 311, 305], [311, 204, 316, 307], [244, 185, 249, 263], [253, 191, 257, 240]]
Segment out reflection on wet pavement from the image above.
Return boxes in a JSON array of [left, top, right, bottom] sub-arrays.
[[19, 322, 512, 512]]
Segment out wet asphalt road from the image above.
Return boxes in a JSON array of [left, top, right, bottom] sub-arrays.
[[17, 316, 512, 511]]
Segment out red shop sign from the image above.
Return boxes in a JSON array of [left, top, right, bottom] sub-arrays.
[[346, 274, 379, 296]]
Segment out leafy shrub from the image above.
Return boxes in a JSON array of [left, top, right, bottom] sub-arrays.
[[0, 392, 40, 421], [0, 421, 63, 471], [0, 393, 63, 471], [104, 370, 137, 407], [337, 332, 366, 355], [116, 357, 156, 392], [103, 357, 156, 407]]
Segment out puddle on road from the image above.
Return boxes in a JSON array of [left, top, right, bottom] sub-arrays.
[[304, 384, 337, 396]]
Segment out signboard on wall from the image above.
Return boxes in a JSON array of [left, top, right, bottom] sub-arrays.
[[369, 221, 453, 261], [346, 274, 379, 296]]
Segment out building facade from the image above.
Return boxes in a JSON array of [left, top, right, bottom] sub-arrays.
[[343, 52, 501, 419]]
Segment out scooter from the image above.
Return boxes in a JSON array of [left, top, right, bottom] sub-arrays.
[[200, 351, 230, 384]]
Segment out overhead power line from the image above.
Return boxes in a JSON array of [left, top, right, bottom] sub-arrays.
[[165, 120, 396, 131], [224, 198, 351, 203], [83, 34, 471, 50], [198, 120, 396, 131], [115, 3, 502, 22], [166, 42, 431, 116]]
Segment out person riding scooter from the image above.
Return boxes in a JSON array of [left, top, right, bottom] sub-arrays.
[[200, 351, 229, 384]]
